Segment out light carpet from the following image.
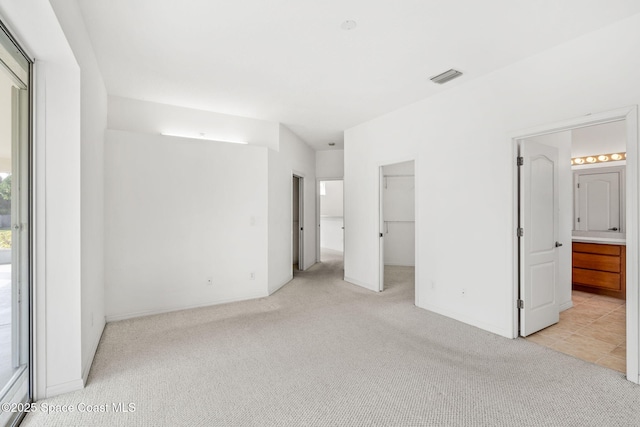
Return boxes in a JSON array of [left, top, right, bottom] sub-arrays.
[[22, 250, 640, 426]]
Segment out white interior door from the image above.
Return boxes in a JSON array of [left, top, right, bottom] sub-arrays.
[[298, 177, 304, 270], [519, 140, 560, 336], [379, 167, 384, 291]]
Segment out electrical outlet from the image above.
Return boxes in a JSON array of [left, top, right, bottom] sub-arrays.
[[206, 277, 213, 286], [250, 272, 255, 280]]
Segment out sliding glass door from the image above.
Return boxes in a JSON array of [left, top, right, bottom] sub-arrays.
[[0, 22, 31, 427]]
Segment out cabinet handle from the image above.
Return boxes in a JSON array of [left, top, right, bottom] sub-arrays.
[[608, 227, 619, 231], [555, 242, 563, 247]]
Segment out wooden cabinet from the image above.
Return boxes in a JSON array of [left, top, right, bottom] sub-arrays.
[[572, 242, 626, 299]]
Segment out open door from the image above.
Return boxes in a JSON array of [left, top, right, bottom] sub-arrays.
[[298, 176, 304, 270], [519, 140, 560, 336], [292, 175, 304, 271], [378, 167, 384, 291]]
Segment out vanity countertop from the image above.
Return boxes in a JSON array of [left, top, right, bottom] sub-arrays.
[[572, 236, 626, 245]]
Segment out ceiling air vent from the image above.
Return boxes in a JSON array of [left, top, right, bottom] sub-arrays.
[[430, 69, 463, 84]]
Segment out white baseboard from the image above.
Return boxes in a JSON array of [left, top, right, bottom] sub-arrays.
[[419, 302, 512, 339], [82, 321, 106, 384], [559, 300, 574, 312], [384, 262, 415, 267], [344, 276, 379, 292], [269, 275, 293, 295], [106, 292, 269, 322], [46, 378, 84, 398]]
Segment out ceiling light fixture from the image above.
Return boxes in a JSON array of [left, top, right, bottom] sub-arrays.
[[341, 20, 357, 30], [161, 132, 248, 145], [430, 69, 463, 84], [571, 152, 626, 166]]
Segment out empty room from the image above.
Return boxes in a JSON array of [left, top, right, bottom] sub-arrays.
[[1, 1, 640, 426]]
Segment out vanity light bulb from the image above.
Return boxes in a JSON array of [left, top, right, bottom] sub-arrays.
[[574, 158, 585, 164], [598, 155, 608, 162], [611, 153, 622, 160], [586, 157, 596, 163]]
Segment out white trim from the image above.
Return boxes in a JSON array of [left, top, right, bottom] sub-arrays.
[[32, 59, 47, 400], [377, 157, 418, 304], [511, 106, 639, 384], [559, 301, 574, 312], [383, 262, 416, 267], [413, 157, 420, 307], [423, 302, 512, 338], [292, 171, 305, 271], [82, 322, 105, 384], [315, 177, 344, 265], [344, 276, 379, 292], [624, 108, 639, 384], [45, 379, 83, 398], [378, 166, 384, 291], [105, 292, 269, 322]]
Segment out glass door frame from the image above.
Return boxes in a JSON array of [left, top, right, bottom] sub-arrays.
[[0, 18, 32, 427]]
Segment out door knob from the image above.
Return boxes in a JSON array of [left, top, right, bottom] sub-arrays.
[[555, 242, 563, 247]]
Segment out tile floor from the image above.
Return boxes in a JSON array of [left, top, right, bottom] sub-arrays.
[[526, 290, 626, 372]]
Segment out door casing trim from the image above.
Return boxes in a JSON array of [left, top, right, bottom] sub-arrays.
[[510, 106, 639, 384]]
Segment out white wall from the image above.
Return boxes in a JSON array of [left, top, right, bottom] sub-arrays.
[[316, 149, 344, 178], [320, 180, 343, 252], [0, 0, 83, 398], [108, 96, 280, 150], [525, 132, 573, 311], [382, 161, 415, 266], [321, 181, 343, 217], [104, 130, 269, 320], [268, 125, 316, 294], [572, 120, 627, 157], [345, 13, 640, 338], [49, 0, 108, 385]]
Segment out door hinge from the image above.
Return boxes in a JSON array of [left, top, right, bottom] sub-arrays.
[[517, 228, 524, 237], [517, 299, 524, 309], [577, 217, 580, 223], [517, 157, 524, 166], [379, 232, 383, 238], [577, 183, 580, 188]]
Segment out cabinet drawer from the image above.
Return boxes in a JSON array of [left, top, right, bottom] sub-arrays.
[[573, 242, 621, 256], [572, 268, 621, 291], [572, 252, 620, 273]]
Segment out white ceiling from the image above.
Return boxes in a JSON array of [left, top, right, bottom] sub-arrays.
[[78, 0, 640, 150]]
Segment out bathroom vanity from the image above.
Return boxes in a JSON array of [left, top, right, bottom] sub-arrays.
[[572, 239, 626, 300]]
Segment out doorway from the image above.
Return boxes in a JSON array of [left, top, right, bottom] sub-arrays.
[[0, 21, 31, 427], [379, 161, 415, 300], [292, 175, 304, 273], [318, 179, 344, 265], [514, 107, 638, 382]]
